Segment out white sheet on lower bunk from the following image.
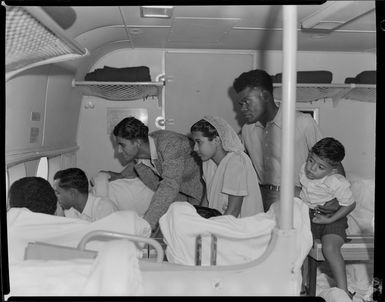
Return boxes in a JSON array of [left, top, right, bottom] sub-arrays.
[[7, 207, 151, 264], [159, 197, 312, 270], [9, 239, 143, 296], [317, 265, 374, 302], [316, 174, 375, 302]]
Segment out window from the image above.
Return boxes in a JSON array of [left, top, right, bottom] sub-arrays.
[[277, 103, 319, 124], [48, 156, 61, 184], [6, 170, 9, 210], [8, 163, 26, 185], [297, 107, 319, 124], [36, 157, 48, 179]]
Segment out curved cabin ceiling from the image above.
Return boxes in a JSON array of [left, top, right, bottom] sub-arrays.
[[42, 3, 376, 53]]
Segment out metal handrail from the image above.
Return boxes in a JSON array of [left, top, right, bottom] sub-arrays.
[[77, 230, 164, 263]]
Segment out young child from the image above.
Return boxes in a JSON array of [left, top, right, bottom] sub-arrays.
[[299, 137, 356, 298], [191, 116, 264, 217]]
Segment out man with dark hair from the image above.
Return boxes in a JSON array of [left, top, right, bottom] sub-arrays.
[[53, 168, 118, 222], [233, 69, 325, 211], [102, 117, 205, 235], [8, 177, 57, 215]]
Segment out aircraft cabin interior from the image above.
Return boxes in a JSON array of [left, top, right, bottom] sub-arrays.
[[3, 2, 383, 300]]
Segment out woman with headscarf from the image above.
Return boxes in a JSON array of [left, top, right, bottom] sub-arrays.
[[191, 116, 264, 217]]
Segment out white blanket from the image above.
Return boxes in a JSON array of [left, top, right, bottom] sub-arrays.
[[107, 178, 153, 216], [92, 174, 154, 217], [316, 174, 375, 302], [159, 198, 312, 269], [7, 208, 151, 264], [9, 239, 143, 296]]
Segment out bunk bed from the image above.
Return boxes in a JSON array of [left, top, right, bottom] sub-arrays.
[[273, 83, 376, 103], [5, 5, 375, 300], [72, 78, 165, 107]]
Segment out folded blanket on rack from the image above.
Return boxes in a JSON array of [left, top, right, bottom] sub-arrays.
[[272, 70, 333, 83], [84, 65, 151, 82], [344, 71, 376, 84]]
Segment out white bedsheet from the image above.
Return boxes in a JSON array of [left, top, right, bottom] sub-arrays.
[[92, 174, 154, 216], [159, 197, 312, 269], [7, 208, 151, 264], [9, 239, 143, 296], [316, 174, 375, 302]]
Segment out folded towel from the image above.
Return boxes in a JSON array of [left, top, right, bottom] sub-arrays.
[[85, 66, 151, 82]]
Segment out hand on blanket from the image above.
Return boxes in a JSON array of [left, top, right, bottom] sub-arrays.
[[90, 172, 111, 198], [91, 171, 111, 186]]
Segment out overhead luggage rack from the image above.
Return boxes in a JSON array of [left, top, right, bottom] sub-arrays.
[[73, 80, 165, 105], [273, 83, 376, 103], [5, 6, 88, 80]]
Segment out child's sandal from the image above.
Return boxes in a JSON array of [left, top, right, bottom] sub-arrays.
[[348, 290, 356, 300]]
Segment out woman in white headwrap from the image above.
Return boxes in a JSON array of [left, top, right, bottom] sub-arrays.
[[191, 116, 264, 217]]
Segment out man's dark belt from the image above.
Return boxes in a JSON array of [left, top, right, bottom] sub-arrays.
[[259, 184, 280, 191], [259, 184, 301, 192]]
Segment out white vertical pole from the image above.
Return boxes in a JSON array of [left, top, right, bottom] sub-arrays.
[[280, 5, 297, 230]]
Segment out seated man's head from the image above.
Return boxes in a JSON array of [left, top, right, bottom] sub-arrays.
[[53, 168, 89, 211], [8, 177, 57, 215]]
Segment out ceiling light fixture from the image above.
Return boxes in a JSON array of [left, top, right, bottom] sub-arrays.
[[140, 6, 174, 19], [301, 1, 374, 31]]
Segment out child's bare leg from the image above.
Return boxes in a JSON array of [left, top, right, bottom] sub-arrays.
[[321, 234, 349, 295]]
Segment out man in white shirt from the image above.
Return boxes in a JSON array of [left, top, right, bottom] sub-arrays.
[[232, 69, 343, 212], [53, 168, 118, 222]]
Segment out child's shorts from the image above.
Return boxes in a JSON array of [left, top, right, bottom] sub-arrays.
[[309, 209, 349, 242]]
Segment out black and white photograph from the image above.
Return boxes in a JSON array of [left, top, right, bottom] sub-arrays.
[[2, 2, 383, 301]]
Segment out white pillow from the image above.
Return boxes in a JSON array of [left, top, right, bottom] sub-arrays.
[[108, 178, 154, 217], [346, 174, 374, 235]]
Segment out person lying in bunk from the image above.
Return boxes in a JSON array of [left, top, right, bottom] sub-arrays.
[[7, 176, 152, 264], [97, 117, 205, 236], [190, 115, 264, 217], [8, 176, 58, 215], [299, 137, 356, 299], [53, 168, 118, 222]]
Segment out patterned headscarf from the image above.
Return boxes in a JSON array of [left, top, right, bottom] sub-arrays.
[[203, 116, 244, 153]]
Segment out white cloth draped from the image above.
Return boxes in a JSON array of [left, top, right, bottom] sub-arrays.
[[82, 239, 143, 296], [159, 198, 312, 268], [9, 239, 143, 296], [7, 208, 149, 297], [315, 175, 375, 302], [203, 116, 244, 153], [7, 207, 151, 264], [91, 173, 154, 217]]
